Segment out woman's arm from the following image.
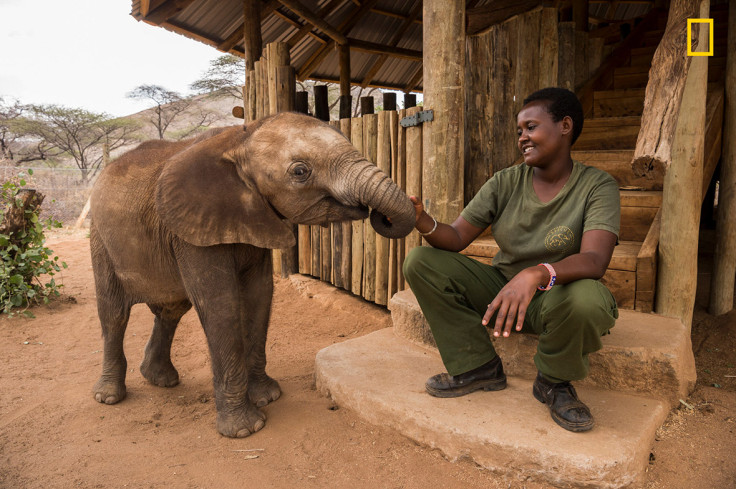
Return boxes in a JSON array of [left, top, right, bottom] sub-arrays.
[[482, 229, 617, 339], [411, 196, 486, 252]]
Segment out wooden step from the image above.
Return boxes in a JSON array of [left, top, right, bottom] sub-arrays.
[[572, 150, 663, 190], [593, 89, 645, 117], [461, 236, 643, 272], [575, 116, 640, 150], [613, 57, 726, 88]]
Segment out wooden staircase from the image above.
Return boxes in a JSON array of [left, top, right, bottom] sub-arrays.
[[463, 8, 728, 313]]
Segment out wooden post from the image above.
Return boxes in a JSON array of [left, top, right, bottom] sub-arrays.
[[539, 7, 559, 89], [395, 108, 408, 291], [631, 0, 700, 180], [422, 0, 465, 224], [296, 89, 311, 275], [375, 110, 392, 305], [295, 91, 309, 114], [243, 0, 262, 71], [312, 84, 330, 280], [243, 0, 262, 122], [710, 1, 736, 315], [362, 113, 378, 302], [360, 96, 374, 116], [558, 22, 576, 92], [339, 118, 353, 290], [330, 120, 344, 288], [387, 110, 401, 299], [404, 106, 423, 258], [339, 43, 352, 119], [404, 93, 417, 109], [572, 0, 588, 32], [382, 92, 397, 111], [314, 85, 330, 122], [515, 9, 541, 114], [656, 0, 709, 329], [350, 117, 365, 296]]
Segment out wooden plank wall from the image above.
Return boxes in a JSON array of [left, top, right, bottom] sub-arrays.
[[464, 7, 605, 204]]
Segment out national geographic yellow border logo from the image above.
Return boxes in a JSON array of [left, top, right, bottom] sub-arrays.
[[687, 18, 714, 56], [544, 226, 575, 253]]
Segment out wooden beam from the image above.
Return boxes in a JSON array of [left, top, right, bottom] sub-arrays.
[[422, 0, 465, 223], [466, 0, 542, 36], [710, 1, 736, 315], [655, 0, 709, 329], [631, 0, 701, 179], [285, 0, 343, 48], [370, 7, 423, 24], [305, 74, 423, 94], [271, 9, 329, 44], [276, 0, 348, 45], [145, 0, 197, 24], [347, 38, 422, 61], [573, 0, 589, 31], [297, 0, 380, 80]]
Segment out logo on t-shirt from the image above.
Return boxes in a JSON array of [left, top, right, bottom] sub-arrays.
[[545, 226, 575, 252]]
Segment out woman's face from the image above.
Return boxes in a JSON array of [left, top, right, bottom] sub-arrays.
[[516, 101, 572, 168]]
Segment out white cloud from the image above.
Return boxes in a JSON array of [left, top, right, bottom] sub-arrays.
[[0, 0, 226, 117]]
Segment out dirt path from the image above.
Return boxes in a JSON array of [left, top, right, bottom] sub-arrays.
[[1, 235, 734, 488]]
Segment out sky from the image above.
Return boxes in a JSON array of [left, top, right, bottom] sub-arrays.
[[0, 0, 226, 117]]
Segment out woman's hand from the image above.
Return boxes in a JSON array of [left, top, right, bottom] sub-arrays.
[[409, 195, 424, 223], [482, 266, 548, 338]]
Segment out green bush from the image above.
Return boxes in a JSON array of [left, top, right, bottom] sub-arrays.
[[1, 169, 67, 317]]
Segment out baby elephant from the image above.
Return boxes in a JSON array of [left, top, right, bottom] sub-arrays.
[[90, 112, 415, 437]]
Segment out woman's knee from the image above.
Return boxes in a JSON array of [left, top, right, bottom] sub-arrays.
[[403, 246, 442, 282], [542, 280, 617, 330]]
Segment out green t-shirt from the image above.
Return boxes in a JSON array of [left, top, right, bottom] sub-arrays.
[[460, 161, 620, 280]]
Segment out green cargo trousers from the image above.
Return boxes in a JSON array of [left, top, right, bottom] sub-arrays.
[[403, 246, 618, 382]]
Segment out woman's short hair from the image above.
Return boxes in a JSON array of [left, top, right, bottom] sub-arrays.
[[523, 88, 584, 144]]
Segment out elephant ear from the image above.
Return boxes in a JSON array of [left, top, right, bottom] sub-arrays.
[[155, 129, 296, 249]]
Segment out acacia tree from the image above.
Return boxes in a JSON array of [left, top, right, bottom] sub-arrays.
[[189, 55, 245, 99], [15, 105, 139, 183], [0, 97, 63, 165], [126, 84, 191, 139]]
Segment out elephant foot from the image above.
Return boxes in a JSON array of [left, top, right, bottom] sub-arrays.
[[216, 405, 267, 438], [140, 358, 180, 387], [93, 377, 127, 405], [247, 375, 282, 408]]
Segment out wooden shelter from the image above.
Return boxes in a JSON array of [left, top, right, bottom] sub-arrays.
[[131, 0, 735, 328]]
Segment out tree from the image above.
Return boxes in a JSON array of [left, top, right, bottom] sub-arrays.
[[189, 55, 245, 99], [15, 105, 139, 183], [0, 97, 62, 165], [126, 84, 191, 139]]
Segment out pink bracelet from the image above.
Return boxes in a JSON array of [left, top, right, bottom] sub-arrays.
[[537, 263, 557, 291]]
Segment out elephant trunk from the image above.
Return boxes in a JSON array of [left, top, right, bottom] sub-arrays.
[[342, 161, 415, 239]]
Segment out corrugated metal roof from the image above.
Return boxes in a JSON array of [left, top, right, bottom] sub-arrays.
[[130, 0, 656, 93]]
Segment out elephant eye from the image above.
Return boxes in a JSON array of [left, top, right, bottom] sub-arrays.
[[289, 162, 311, 182]]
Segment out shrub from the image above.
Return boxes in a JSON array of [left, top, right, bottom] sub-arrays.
[[0, 169, 67, 317]]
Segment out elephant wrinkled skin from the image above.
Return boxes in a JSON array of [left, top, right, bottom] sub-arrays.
[[89, 112, 415, 437]]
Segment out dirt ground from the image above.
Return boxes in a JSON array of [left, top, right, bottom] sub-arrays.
[[1, 231, 735, 489]]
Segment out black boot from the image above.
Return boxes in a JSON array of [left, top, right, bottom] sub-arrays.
[[532, 372, 594, 432], [425, 356, 506, 398]]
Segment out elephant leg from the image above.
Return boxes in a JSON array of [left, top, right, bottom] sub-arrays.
[[140, 300, 192, 387], [239, 250, 281, 408], [175, 243, 266, 438], [90, 226, 132, 405]]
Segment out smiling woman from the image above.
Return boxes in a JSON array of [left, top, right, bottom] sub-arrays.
[[403, 87, 621, 433]]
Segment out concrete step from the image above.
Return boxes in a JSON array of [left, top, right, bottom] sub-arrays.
[[388, 289, 695, 407], [315, 328, 670, 488]]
